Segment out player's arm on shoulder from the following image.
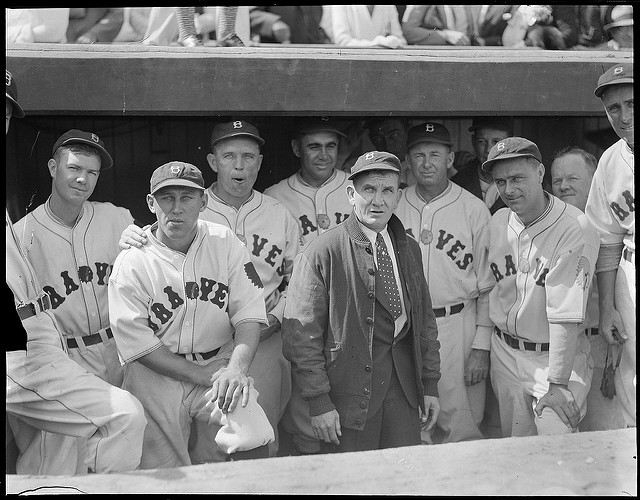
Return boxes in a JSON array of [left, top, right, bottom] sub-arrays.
[[119, 220, 149, 250]]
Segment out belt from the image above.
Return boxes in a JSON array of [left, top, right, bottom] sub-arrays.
[[585, 328, 599, 336], [67, 327, 113, 349], [179, 347, 221, 362], [495, 327, 549, 352], [16, 293, 52, 321], [433, 302, 464, 318], [623, 248, 634, 264]]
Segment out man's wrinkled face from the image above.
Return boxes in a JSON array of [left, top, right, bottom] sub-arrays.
[[602, 84, 634, 147]]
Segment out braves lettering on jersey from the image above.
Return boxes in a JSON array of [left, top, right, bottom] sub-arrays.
[[109, 219, 268, 363], [203, 187, 301, 319], [14, 200, 134, 340], [585, 138, 635, 253], [395, 181, 492, 307], [479, 195, 600, 343], [264, 169, 352, 245]]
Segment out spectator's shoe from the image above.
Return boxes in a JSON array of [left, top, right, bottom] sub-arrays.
[[217, 33, 245, 47], [178, 35, 203, 47]]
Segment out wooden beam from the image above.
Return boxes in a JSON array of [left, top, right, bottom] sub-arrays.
[[6, 44, 631, 116]]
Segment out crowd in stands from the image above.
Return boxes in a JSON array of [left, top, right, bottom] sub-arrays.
[[6, 5, 634, 50]]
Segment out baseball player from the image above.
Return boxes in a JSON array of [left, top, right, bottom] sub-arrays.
[[11, 129, 136, 474], [121, 120, 301, 459], [395, 122, 493, 443], [550, 146, 625, 431], [264, 116, 353, 248], [108, 161, 274, 469], [585, 62, 635, 428], [264, 115, 353, 454], [479, 137, 600, 437], [6, 70, 146, 475]]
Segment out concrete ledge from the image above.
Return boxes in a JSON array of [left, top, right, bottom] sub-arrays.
[[6, 428, 636, 495], [6, 44, 631, 116]]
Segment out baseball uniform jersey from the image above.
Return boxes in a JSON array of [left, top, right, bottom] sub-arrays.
[[108, 219, 273, 469], [14, 199, 133, 385], [585, 138, 635, 427], [396, 181, 493, 442], [190, 186, 300, 459], [264, 168, 352, 246], [6, 209, 146, 474], [479, 194, 600, 436]]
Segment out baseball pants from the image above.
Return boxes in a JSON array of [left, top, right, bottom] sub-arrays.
[[614, 255, 636, 427], [123, 356, 274, 470], [578, 332, 625, 432], [490, 330, 593, 437], [421, 301, 485, 444], [6, 315, 146, 474], [12, 332, 126, 475], [189, 330, 291, 461]]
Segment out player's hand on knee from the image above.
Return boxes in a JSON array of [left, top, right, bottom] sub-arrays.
[[119, 224, 149, 250], [599, 307, 628, 345], [464, 349, 490, 386], [210, 365, 251, 413], [311, 410, 341, 445], [534, 383, 580, 431]]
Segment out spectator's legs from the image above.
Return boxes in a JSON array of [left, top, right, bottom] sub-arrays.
[[217, 6, 244, 47], [175, 7, 201, 47]]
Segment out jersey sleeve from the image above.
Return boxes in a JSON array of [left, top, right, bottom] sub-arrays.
[[108, 249, 163, 364], [225, 230, 269, 328], [545, 216, 600, 324], [585, 164, 627, 246]]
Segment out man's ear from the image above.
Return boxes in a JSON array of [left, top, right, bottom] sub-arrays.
[[206, 152, 218, 174], [47, 158, 57, 178], [346, 184, 356, 206], [146, 194, 156, 214], [291, 139, 301, 158]]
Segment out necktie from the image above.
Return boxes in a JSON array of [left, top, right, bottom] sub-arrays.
[[376, 233, 402, 320]]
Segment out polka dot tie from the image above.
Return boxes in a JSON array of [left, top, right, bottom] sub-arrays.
[[376, 233, 402, 320]]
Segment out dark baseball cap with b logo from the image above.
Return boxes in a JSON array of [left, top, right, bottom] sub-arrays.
[[150, 161, 205, 194], [481, 137, 542, 173], [52, 129, 113, 170], [349, 151, 402, 180], [211, 120, 265, 147], [594, 63, 633, 98], [406, 122, 453, 150], [6, 69, 25, 119], [294, 116, 347, 138]]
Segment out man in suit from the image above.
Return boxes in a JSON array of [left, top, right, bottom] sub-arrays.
[[282, 151, 441, 452], [451, 116, 513, 214]]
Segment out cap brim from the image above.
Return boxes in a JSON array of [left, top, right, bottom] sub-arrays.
[[58, 137, 114, 170], [406, 138, 453, 150], [481, 153, 540, 172], [594, 77, 634, 97], [348, 164, 400, 180], [212, 131, 265, 146], [151, 179, 205, 194], [6, 94, 25, 118], [605, 20, 633, 31], [300, 128, 347, 138]]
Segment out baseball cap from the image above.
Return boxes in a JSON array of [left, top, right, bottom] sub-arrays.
[[349, 151, 402, 180], [468, 116, 514, 134], [604, 5, 633, 32], [150, 161, 205, 194], [211, 120, 264, 147], [52, 129, 113, 170], [294, 116, 347, 138], [406, 122, 453, 150], [594, 63, 634, 98], [481, 137, 542, 173], [6, 70, 25, 119]]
